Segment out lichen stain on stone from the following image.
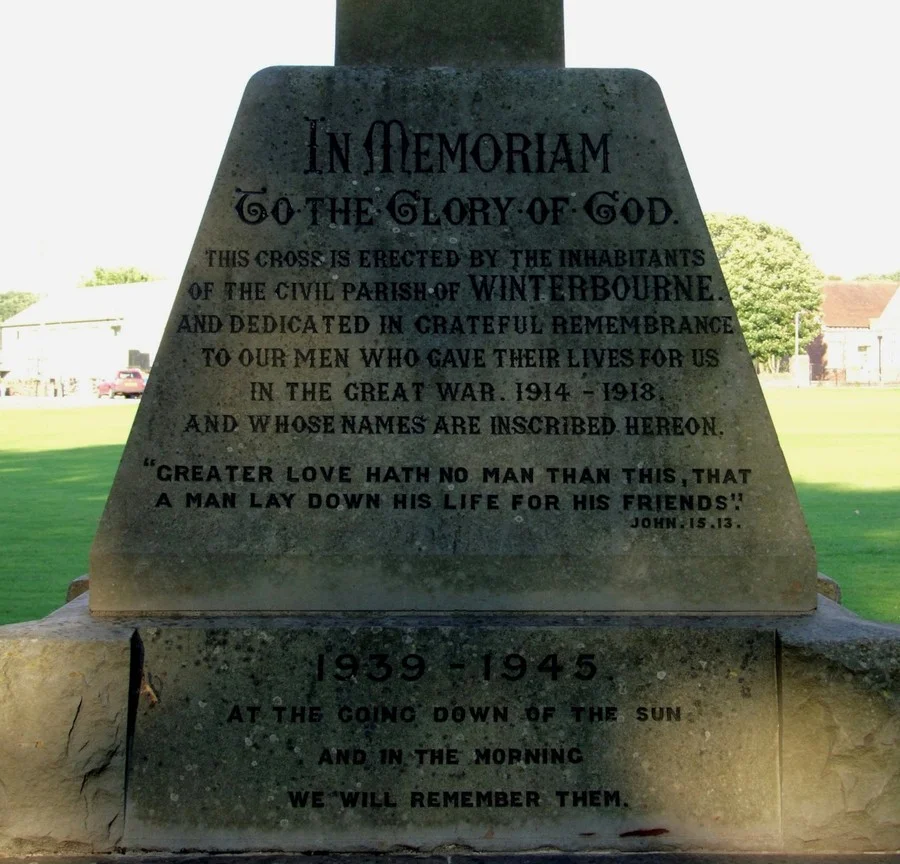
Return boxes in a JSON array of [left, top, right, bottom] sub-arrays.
[[139, 671, 159, 707]]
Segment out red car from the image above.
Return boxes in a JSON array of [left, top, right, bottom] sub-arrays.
[[97, 368, 148, 398]]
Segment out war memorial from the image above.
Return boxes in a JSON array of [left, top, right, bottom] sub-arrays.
[[1, 1, 897, 858]]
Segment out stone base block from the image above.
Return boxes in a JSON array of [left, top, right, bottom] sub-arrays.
[[0, 596, 897, 855], [124, 622, 780, 852], [0, 595, 133, 854], [779, 600, 900, 851]]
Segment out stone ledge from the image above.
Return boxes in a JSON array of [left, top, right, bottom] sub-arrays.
[[1, 596, 897, 854]]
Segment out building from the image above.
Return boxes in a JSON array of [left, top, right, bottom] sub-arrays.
[[0, 281, 178, 394], [808, 281, 900, 383]]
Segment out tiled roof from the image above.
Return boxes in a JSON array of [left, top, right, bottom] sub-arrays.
[[820, 281, 899, 328]]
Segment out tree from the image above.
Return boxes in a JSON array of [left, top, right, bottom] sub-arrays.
[[855, 269, 900, 281], [705, 213, 823, 373], [79, 266, 155, 286], [0, 291, 40, 322]]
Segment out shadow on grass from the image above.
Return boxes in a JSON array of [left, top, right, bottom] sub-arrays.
[[0, 443, 125, 625], [0, 448, 897, 627]]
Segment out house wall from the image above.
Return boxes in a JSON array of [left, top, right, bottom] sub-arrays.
[[811, 282, 900, 383], [816, 326, 900, 384], [873, 291, 900, 382], [0, 282, 177, 389], [2, 320, 126, 379]]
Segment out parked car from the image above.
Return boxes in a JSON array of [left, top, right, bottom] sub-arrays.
[[97, 368, 148, 398]]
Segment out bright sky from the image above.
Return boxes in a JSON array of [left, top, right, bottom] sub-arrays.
[[1, 0, 896, 291]]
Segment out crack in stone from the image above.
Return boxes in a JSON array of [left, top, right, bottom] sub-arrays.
[[79, 743, 120, 797], [65, 695, 84, 759]]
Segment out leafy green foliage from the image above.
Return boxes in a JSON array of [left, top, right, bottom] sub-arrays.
[[855, 269, 900, 281], [0, 291, 40, 322], [705, 213, 823, 372], [79, 265, 155, 286]]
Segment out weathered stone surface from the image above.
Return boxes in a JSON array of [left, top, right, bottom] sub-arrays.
[[815, 572, 841, 604], [2, 855, 896, 864], [124, 622, 779, 852], [4, 4, 895, 859], [0, 596, 132, 854], [66, 573, 90, 603], [90, 67, 815, 615], [0, 599, 896, 854], [779, 598, 900, 852], [5, 855, 898, 864], [335, 0, 564, 68]]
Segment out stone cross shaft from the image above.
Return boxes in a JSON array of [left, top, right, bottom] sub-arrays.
[[335, 0, 564, 68]]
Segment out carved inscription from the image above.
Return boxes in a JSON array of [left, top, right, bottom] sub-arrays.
[[91, 68, 814, 613], [126, 627, 780, 850], [151, 90, 744, 528]]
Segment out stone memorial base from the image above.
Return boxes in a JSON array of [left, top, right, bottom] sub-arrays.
[[3, 855, 900, 864], [1, 595, 898, 856], [4, 855, 900, 864]]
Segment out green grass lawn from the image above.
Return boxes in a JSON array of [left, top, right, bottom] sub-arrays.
[[0, 389, 897, 625], [0, 402, 139, 624], [762, 386, 900, 624]]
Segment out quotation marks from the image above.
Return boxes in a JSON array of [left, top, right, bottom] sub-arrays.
[[143, 457, 157, 467]]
